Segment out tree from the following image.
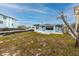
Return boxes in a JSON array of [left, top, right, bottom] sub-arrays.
[[71, 23, 75, 29], [57, 11, 79, 48], [75, 25, 79, 47]]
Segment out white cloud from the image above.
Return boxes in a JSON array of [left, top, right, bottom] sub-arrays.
[[0, 3, 49, 14], [21, 8, 48, 14], [0, 3, 58, 16], [0, 3, 60, 25], [0, 3, 20, 9]]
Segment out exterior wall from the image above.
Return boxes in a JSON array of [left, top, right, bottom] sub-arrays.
[[9, 18, 13, 28], [34, 25, 63, 34], [0, 15, 6, 28], [8, 18, 17, 28], [6, 17, 10, 28], [0, 14, 17, 28], [12, 19, 17, 28]]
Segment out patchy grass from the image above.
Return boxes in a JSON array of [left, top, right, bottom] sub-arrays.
[[0, 32, 78, 56]]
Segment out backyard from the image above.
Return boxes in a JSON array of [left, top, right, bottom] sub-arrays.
[[0, 32, 78, 56]]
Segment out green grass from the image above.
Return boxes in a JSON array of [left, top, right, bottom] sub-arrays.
[[0, 32, 78, 56]]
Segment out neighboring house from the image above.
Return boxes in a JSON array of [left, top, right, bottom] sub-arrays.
[[33, 24, 63, 34], [0, 14, 17, 28]]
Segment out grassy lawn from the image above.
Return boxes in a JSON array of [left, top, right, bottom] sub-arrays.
[[0, 32, 78, 56]]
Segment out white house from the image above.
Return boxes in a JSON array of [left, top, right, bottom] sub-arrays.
[[0, 14, 17, 28], [33, 24, 63, 34]]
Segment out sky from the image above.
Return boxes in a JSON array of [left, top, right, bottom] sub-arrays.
[[0, 3, 79, 26]]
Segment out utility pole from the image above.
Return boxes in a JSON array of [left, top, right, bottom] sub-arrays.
[[57, 11, 79, 48]]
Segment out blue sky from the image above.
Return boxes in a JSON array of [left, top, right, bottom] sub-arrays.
[[0, 3, 79, 26]]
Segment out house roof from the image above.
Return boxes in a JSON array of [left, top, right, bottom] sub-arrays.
[[0, 14, 17, 21], [34, 24, 54, 27], [42, 24, 54, 26], [34, 24, 63, 28], [55, 24, 63, 27], [34, 24, 40, 26]]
